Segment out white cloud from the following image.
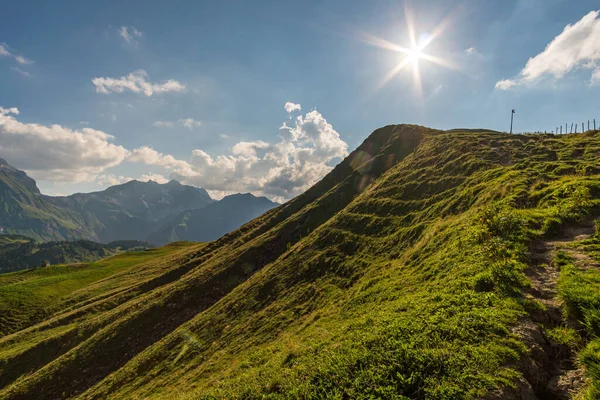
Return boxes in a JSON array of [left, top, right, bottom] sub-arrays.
[[0, 106, 129, 182], [0, 107, 19, 115], [0, 43, 33, 65], [130, 104, 348, 202], [11, 66, 30, 76], [2, 102, 347, 202], [152, 119, 200, 129], [80, 121, 90, 125], [152, 120, 175, 128], [496, 10, 600, 89], [592, 68, 600, 85], [138, 173, 168, 184], [465, 47, 476, 55], [206, 189, 236, 200], [97, 174, 131, 186], [128, 146, 192, 174], [284, 102, 302, 113], [14, 55, 33, 65], [220, 134, 230, 139], [97, 172, 168, 187], [92, 70, 186, 96], [231, 140, 270, 156], [180, 118, 201, 129], [119, 26, 143, 44], [495, 79, 517, 90]]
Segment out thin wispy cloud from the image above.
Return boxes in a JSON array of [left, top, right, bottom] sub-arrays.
[[181, 118, 201, 129], [496, 10, 600, 89], [152, 121, 175, 128], [92, 70, 186, 96], [119, 26, 143, 45], [11, 66, 30, 77], [0, 43, 33, 65], [152, 119, 201, 129]]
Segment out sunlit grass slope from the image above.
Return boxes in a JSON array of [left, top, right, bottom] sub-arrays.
[[2, 125, 600, 399]]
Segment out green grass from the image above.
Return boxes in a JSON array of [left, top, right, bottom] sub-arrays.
[[1, 126, 600, 399], [555, 235, 600, 399], [0, 243, 200, 336]]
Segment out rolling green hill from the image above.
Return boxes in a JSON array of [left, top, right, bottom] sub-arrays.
[[0, 235, 153, 274], [2, 125, 600, 399]]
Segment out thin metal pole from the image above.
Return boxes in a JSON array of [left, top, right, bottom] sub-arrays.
[[510, 109, 515, 134]]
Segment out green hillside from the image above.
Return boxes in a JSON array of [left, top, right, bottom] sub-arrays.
[[2, 125, 600, 399], [0, 235, 154, 274]]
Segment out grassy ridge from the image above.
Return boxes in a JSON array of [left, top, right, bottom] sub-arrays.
[[1, 126, 600, 399]]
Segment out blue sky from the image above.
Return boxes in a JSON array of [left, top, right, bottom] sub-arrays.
[[1, 0, 599, 201]]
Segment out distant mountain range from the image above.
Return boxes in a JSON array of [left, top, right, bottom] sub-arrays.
[[0, 158, 278, 244]]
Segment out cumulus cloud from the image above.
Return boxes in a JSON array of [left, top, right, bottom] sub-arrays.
[[128, 146, 193, 174], [284, 102, 302, 113], [92, 70, 186, 96], [97, 174, 131, 186], [119, 26, 143, 44], [0, 43, 33, 65], [2, 102, 347, 202], [220, 134, 230, 139], [496, 10, 600, 89], [0, 106, 129, 182], [131, 104, 348, 202]]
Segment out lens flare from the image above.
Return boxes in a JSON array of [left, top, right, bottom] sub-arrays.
[[357, 2, 462, 98]]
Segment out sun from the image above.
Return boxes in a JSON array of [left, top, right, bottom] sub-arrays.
[[405, 44, 424, 65], [357, 3, 460, 96]]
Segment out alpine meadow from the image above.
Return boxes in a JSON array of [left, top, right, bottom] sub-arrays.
[[3, 1, 600, 399], [2, 125, 600, 399]]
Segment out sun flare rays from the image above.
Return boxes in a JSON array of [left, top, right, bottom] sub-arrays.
[[359, 2, 461, 97]]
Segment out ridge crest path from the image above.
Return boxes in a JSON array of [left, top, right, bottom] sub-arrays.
[[518, 224, 596, 399]]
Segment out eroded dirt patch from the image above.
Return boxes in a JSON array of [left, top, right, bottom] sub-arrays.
[[515, 225, 595, 399]]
